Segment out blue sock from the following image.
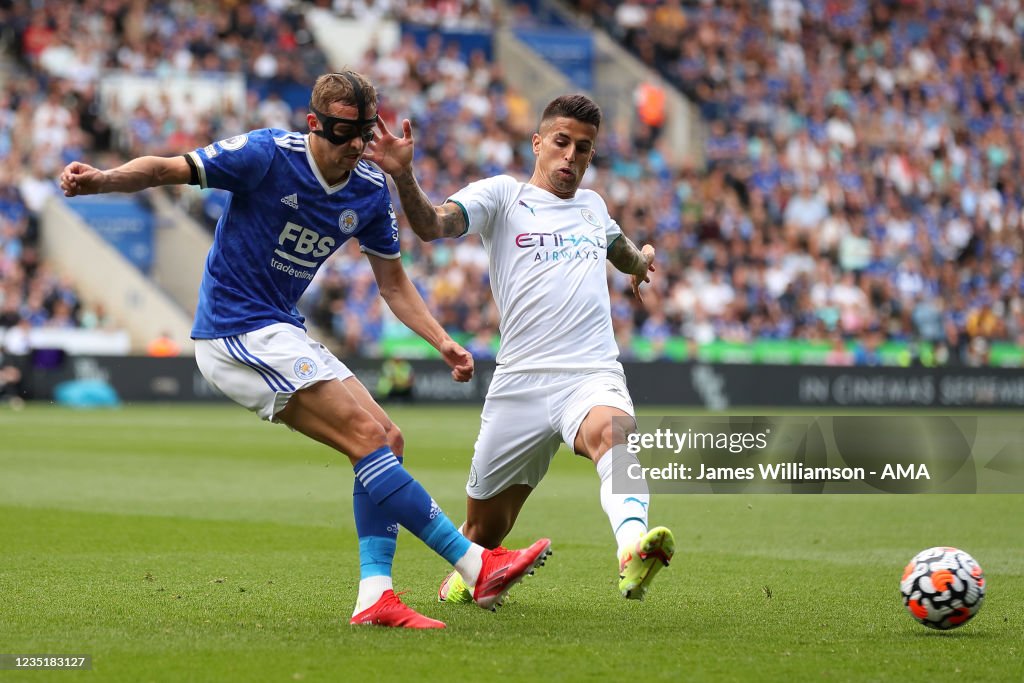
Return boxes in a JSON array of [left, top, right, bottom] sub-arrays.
[[352, 455, 400, 580], [353, 447, 471, 565]]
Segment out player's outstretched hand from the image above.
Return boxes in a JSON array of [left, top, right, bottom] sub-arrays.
[[631, 244, 656, 302], [440, 339, 474, 383], [364, 117, 415, 177], [59, 161, 104, 197]]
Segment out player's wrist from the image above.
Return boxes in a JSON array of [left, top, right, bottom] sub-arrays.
[[390, 166, 415, 183]]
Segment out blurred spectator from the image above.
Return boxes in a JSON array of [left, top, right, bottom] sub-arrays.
[[1, 315, 30, 404], [852, 326, 884, 367], [824, 332, 853, 367], [634, 80, 667, 151], [146, 331, 181, 357], [376, 356, 415, 402], [0, 360, 25, 407]]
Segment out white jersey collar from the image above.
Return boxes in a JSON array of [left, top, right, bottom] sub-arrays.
[[305, 134, 351, 194]]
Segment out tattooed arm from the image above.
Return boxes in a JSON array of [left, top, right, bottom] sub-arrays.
[[390, 171, 467, 241], [363, 117, 467, 241], [608, 235, 657, 302]]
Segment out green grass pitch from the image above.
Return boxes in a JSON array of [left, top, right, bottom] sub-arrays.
[[1, 404, 1022, 682]]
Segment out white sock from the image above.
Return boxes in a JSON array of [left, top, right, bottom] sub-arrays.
[[454, 544, 485, 588], [596, 446, 649, 556], [353, 575, 393, 616]]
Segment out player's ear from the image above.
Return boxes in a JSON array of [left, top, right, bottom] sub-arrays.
[[532, 132, 541, 156], [307, 112, 319, 131]]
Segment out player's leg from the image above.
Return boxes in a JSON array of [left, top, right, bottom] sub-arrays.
[[463, 484, 534, 549], [566, 373, 674, 600], [462, 371, 562, 546], [280, 377, 456, 626], [197, 327, 551, 618], [572, 404, 650, 554], [336, 377, 406, 618], [278, 370, 550, 612], [439, 372, 561, 604], [197, 329, 444, 627], [438, 484, 534, 603], [292, 337, 552, 614]]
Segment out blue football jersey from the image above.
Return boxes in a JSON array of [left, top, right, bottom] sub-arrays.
[[187, 128, 400, 338]]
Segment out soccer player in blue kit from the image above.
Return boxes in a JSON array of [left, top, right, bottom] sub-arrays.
[[59, 71, 551, 629]]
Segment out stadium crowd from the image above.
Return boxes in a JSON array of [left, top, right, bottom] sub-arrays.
[[0, 80, 96, 338], [1, 0, 1022, 368], [561, 0, 1024, 365]]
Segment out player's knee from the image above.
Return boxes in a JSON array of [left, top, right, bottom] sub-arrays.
[[587, 421, 619, 457], [604, 423, 620, 452], [347, 411, 389, 453]]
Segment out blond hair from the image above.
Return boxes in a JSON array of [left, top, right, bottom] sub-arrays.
[[310, 71, 378, 112]]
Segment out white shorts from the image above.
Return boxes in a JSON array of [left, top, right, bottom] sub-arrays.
[[194, 323, 353, 421], [467, 368, 635, 499]]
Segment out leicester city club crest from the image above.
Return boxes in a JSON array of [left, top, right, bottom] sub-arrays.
[[218, 134, 249, 151], [294, 357, 318, 380], [339, 209, 359, 234]]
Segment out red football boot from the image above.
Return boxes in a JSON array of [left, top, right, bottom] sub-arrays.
[[473, 538, 552, 611], [349, 590, 446, 629]]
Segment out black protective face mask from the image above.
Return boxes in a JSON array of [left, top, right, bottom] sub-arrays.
[[310, 72, 379, 145]]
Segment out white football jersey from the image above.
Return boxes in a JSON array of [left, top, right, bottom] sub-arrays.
[[449, 175, 624, 372]]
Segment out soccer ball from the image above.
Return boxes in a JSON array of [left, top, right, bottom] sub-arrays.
[[900, 546, 985, 630]]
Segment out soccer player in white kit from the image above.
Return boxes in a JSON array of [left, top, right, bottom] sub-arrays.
[[365, 94, 675, 603], [58, 71, 553, 628]]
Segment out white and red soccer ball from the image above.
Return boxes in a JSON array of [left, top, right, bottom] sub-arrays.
[[901, 546, 985, 630]]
